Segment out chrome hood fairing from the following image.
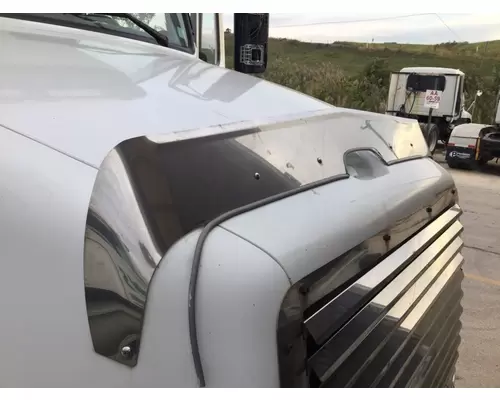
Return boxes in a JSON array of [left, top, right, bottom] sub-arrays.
[[83, 106, 431, 367]]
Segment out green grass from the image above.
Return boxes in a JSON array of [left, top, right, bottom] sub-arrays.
[[225, 33, 500, 123]]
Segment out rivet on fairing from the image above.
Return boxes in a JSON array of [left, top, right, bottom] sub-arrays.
[[120, 346, 133, 359]]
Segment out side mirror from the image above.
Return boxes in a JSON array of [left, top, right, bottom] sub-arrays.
[[233, 13, 269, 74]]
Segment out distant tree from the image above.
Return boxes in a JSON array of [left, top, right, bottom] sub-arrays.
[[361, 58, 390, 87]]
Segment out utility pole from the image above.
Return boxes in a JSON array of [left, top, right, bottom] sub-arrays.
[[479, 41, 489, 70]]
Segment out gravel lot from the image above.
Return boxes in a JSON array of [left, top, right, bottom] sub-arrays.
[[433, 150, 500, 388]]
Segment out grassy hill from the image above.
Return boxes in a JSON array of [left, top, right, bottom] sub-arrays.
[[225, 34, 500, 123]]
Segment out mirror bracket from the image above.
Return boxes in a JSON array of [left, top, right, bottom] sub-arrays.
[[234, 13, 269, 74]]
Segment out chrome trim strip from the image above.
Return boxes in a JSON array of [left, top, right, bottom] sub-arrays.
[[305, 205, 462, 345], [308, 219, 463, 382]]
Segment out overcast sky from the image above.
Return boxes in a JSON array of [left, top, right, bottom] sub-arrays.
[[223, 13, 500, 44]]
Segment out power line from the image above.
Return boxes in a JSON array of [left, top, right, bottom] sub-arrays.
[[271, 12, 464, 44], [272, 13, 435, 28], [433, 14, 462, 41]]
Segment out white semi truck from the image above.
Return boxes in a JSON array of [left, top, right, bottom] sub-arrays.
[[386, 67, 472, 153], [0, 13, 464, 388], [446, 91, 500, 169]]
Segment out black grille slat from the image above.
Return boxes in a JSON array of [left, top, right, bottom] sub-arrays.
[[425, 332, 461, 388], [347, 264, 464, 387], [321, 250, 463, 388], [404, 318, 462, 387], [431, 340, 460, 388], [369, 280, 463, 388], [376, 287, 463, 387]]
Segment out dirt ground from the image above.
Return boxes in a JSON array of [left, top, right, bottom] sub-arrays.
[[433, 150, 500, 388]]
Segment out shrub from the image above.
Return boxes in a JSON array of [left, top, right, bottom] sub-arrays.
[[260, 58, 497, 122], [224, 33, 499, 123]]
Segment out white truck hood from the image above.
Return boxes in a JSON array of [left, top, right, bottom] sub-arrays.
[[0, 17, 334, 167]]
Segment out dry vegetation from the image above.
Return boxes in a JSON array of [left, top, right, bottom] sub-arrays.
[[225, 33, 500, 123]]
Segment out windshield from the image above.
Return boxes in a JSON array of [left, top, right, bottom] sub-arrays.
[[0, 13, 194, 53], [406, 74, 446, 92]]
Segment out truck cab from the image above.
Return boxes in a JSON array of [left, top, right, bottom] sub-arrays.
[[0, 13, 464, 388], [189, 13, 225, 67], [386, 67, 471, 151], [446, 90, 500, 169]]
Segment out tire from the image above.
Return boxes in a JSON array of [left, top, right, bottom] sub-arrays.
[[477, 157, 487, 166], [422, 123, 439, 154], [447, 159, 459, 169]]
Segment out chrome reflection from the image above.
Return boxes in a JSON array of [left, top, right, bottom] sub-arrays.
[[84, 147, 161, 366], [83, 133, 313, 366], [146, 108, 430, 163]]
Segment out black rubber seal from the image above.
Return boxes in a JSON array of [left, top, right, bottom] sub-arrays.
[[188, 173, 350, 387]]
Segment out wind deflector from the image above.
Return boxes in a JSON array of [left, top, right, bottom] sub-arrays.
[[83, 109, 431, 367]]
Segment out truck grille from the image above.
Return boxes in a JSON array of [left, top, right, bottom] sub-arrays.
[[278, 204, 464, 388]]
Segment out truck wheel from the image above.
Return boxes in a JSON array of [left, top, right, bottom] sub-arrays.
[[423, 123, 439, 154], [447, 159, 459, 169], [477, 157, 487, 166]]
